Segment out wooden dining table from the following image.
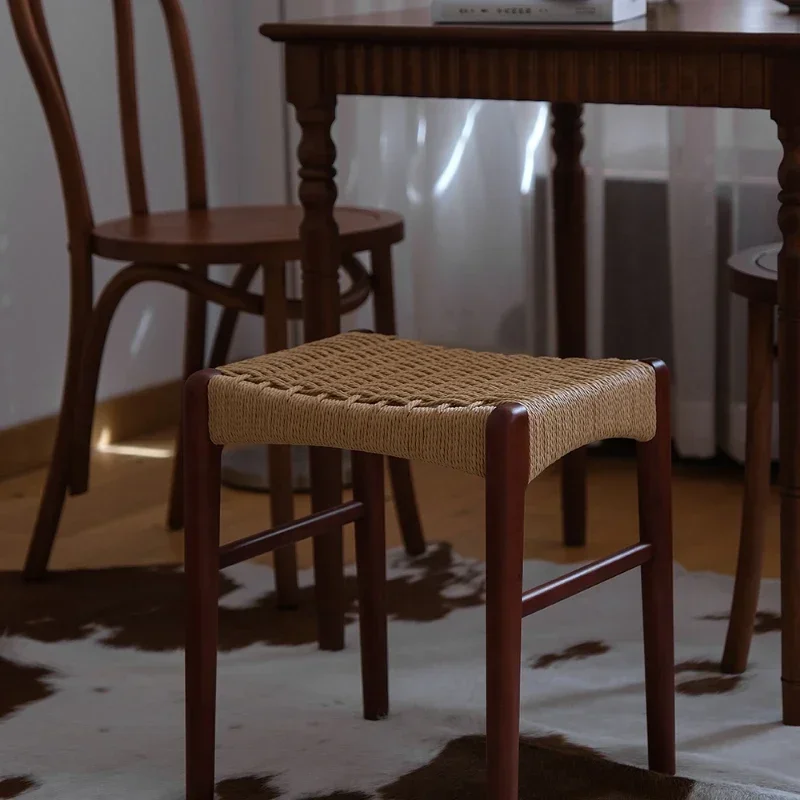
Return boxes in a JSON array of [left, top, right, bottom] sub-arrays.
[[261, 0, 800, 725]]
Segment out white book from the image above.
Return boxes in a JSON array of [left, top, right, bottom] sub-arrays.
[[431, 0, 647, 24]]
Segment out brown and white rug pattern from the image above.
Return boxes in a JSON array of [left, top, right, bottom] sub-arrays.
[[1, 544, 798, 799]]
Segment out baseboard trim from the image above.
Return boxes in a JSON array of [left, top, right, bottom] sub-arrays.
[[0, 380, 182, 480]]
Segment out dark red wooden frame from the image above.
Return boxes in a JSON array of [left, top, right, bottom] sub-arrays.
[[183, 359, 675, 800]]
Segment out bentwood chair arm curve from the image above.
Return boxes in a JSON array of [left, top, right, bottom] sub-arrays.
[[67, 254, 374, 497]]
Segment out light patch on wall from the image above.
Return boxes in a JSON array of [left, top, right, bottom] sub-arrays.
[[95, 427, 173, 459], [520, 106, 549, 194], [406, 114, 429, 206], [130, 307, 154, 356], [344, 158, 360, 196], [406, 185, 423, 205], [434, 101, 483, 197]]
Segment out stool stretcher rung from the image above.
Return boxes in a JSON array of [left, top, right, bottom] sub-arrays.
[[521, 543, 652, 617], [218, 501, 365, 569]]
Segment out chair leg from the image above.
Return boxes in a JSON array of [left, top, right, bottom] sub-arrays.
[[25, 252, 93, 579], [184, 370, 222, 800], [263, 264, 300, 609], [485, 404, 529, 800], [353, 450, 389, 721], [370, 245, 426, 557], [24, 405, 73, 579], [636, 360, 675, 775], [168, 269, 208, 532], [387, 459, 426, 556], [722, 300, 774, 675]]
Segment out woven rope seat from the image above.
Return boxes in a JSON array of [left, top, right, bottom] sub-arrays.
[[208, 332, 658, 481]]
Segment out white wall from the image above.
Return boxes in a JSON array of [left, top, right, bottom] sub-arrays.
[[0, 0, 287, 430]]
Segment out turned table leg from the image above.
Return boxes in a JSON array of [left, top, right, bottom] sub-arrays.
[[552, 102, 588, 548], [773, 62, 800, 725], [287, 44, 345, 652]]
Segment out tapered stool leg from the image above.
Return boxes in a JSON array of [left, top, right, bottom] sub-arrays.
[[723, 300, 774, 674], [637, 360, 675, 775], [311, 446, 346, 652], [169, 268, 209, 532], [184, 370, 222, 800], [485, 404, 530, 800], [353, 450, 389, 721]]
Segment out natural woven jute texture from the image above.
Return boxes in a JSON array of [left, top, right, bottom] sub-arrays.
[[208, 333, 657, 481]]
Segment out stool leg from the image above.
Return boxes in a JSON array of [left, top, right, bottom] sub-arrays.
[[353, 450, 389, 720], [184, 371, 222, 800], [485, 404, 530, 800], [311, 446, 346, 652], [169, 266, 208, 532], [722, 300, 774, 675], [370, 245, 427, 557], [637, 360, 675, 775], [264, 264, 300, 610], [561, 449, 588, 547]]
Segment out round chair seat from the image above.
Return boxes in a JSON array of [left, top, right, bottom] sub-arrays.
[[206, 332, 658, 481], [92, 205, 404, 264], [729, 243, 778, 305]]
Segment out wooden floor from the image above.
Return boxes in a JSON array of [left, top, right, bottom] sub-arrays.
[[0, 430, 781, 579]]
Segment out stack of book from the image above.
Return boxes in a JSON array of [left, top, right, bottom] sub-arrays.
[[431, 0, 647, 24]]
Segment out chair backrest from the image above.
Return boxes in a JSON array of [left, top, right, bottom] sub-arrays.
[[8, 0, 208, 248]]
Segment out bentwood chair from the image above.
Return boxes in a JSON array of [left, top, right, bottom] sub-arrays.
[[183, 332, 676, 800], [9, 0, 425, 604]]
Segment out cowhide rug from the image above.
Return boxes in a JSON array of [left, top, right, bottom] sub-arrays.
[[0, 544, 798, 799]]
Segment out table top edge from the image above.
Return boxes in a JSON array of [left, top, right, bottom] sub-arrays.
[[260, 21, 800, 52]]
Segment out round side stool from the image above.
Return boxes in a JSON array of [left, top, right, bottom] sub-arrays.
[[724, 243, 778, 675]]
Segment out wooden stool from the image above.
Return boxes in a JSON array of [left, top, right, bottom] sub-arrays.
[[183, 333, 676, 800], [723, 244, 778, 675], [10, 0, 425, 607]]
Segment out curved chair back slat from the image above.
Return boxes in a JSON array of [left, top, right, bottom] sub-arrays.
[[8, 0, 208, 245]]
